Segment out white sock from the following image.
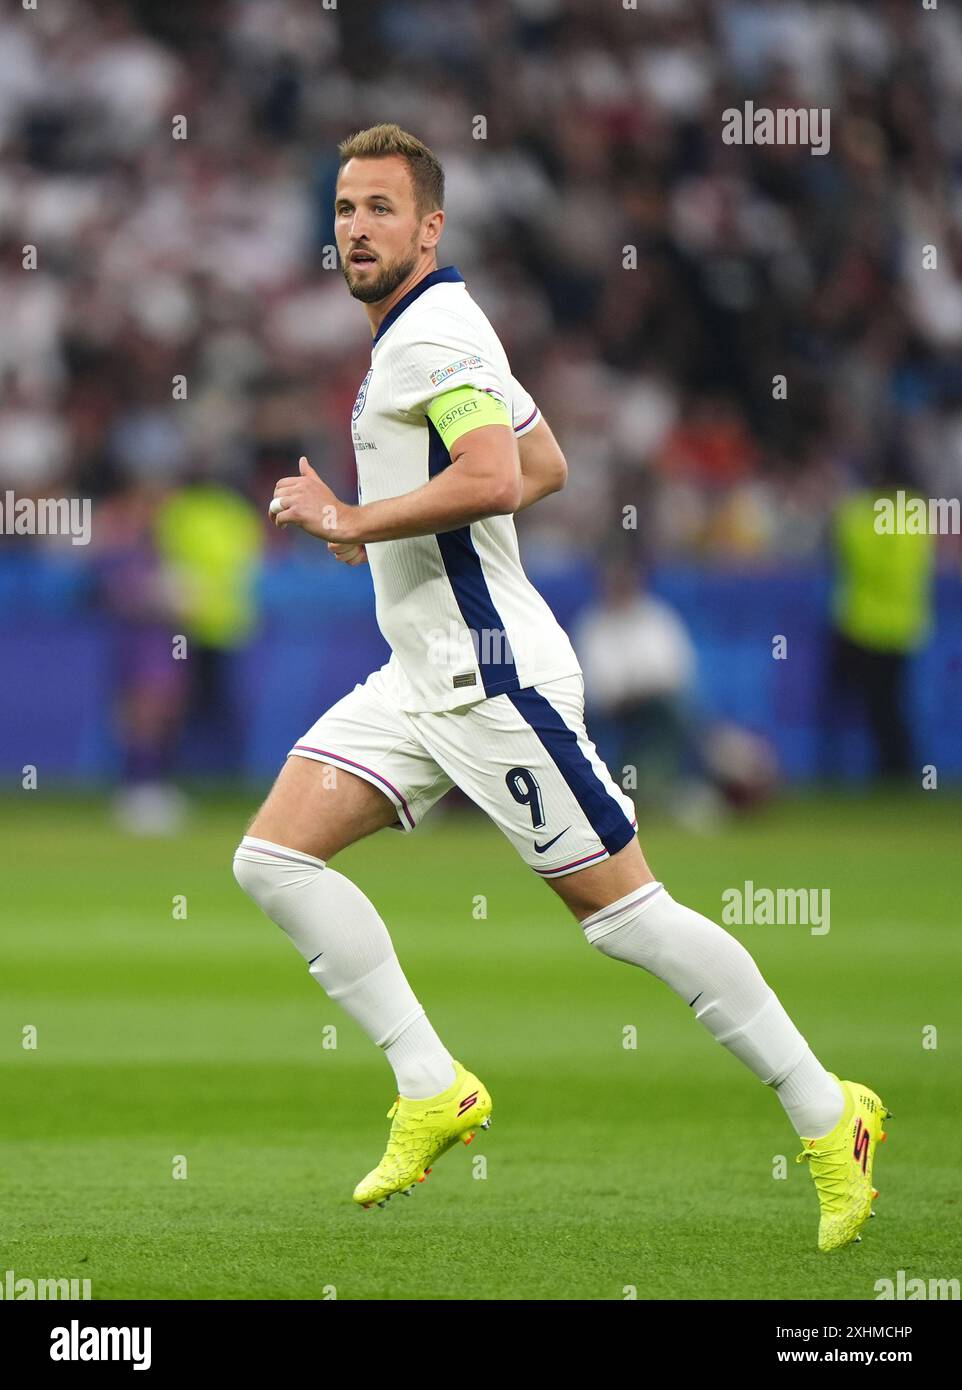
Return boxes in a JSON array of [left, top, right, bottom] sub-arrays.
[[773, 1048, 845, 1138], [233, 836, 456, 1099], [384, 1016, 458, 1100], [582, 883, 843, 1136]]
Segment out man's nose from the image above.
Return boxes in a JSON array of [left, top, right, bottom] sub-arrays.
[[349, 209, 371, 239]]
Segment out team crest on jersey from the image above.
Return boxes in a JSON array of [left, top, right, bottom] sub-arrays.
[[429, 355, 483, 387], [352, 367, 373, 420]]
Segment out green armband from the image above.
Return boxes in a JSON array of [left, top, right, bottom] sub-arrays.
[[426, 385, 510, 449]]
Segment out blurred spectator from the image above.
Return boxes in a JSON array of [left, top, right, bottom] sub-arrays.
[[90, 477, 262, 829], [92, 483, 190, 833], [571, 557, 720, 824], [153, 481, 263, 776], [0, 0, 959, 567], [823, 452, 936, 779], [1, 0, 960, 786]]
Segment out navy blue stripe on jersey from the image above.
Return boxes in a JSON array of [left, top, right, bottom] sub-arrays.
[[505, 685, 638, 857], [372, 265, 465, 348], [427, 417, 521, 698]]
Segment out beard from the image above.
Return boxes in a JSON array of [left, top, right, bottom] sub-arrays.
[[342, 247, 419, 304]]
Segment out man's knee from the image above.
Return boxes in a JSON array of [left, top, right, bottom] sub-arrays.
[[232, 842, 265, 902], [548, 838, 655, 923], [580, 881, 668, 960], [232, 836, 326, 917]]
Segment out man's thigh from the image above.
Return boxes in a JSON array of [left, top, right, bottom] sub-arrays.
[[408, 674, 653, 917], [246, 669, 454, 861], [246, 755, 400, 861]]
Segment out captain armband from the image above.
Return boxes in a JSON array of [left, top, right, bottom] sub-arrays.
[[426, 385, 511, 450]]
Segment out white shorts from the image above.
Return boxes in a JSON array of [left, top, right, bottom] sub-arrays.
[[288, 665, 638, 879]]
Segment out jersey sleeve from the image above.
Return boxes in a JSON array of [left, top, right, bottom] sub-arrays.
[[510, 374, 541, 438], [423, 377, 541, 453], [388, 308, 512, 421]]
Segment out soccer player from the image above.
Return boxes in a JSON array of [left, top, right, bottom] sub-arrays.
[[233, 124, 889, 1248]]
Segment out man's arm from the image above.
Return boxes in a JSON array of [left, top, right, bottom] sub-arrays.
[[515, 416, 567, 513], [272, 384, 522, 545], [344, 417, 522, 544], [353, 412, 567, 536], [328, 413, 567, 562]]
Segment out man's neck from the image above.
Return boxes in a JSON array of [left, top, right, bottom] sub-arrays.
[[364, 256, 439, 338]]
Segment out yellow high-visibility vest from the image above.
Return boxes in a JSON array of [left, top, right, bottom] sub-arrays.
[[832, 491, 935, 653], [154, 485, 263, 648]]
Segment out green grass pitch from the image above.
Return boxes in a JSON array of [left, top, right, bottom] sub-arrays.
[[2, 789, 959, 1300]]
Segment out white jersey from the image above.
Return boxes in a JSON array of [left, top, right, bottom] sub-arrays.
[[350, 265, 582, 712]]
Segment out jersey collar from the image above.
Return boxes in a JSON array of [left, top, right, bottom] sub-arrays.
[[372, 265, 464, 348]]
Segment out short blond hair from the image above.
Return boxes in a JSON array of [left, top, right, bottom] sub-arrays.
[[337, 123, 444, 220]]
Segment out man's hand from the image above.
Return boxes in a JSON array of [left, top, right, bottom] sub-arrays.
[[270, 457, 358, 542], [328, 540, 368, 565]]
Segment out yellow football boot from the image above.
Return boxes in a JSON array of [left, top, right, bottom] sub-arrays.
[[353, 1060, 492, 1208], [796, 1073, 892, 1251]]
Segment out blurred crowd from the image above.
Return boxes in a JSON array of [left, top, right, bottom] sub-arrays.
[[2, 0, 962, 567], [1, 0, 960, 814]]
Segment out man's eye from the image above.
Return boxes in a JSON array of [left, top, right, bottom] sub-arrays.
[[374, 205, 389, 214]]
